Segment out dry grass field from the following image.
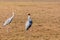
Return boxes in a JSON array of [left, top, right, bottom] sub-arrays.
[[0, 2, 60, 40]]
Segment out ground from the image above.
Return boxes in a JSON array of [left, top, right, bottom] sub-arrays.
[[0, 2, 60, 40]]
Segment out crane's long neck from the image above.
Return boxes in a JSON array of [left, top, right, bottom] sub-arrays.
[[11, 12, 14, 18], [28, 15, 31, 21]]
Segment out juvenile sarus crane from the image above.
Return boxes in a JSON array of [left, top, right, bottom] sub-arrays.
[[3, 12, 14, 26], [25, 14, 32, 30]]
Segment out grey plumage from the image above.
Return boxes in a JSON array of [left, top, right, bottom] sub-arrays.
[[3, 12, 14, 26], [25, 14, 32, 30]]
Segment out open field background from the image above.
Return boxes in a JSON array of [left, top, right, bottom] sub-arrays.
[[0, 0, 60, 2], [0, 2, 60, 40]]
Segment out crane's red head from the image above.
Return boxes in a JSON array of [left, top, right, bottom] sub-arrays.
[[28, 14, 30, 15]]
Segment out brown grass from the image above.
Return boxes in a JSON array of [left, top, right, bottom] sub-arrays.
[[0, 2, 60, 40]]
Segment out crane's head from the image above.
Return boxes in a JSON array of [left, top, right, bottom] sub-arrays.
[[28, 14, 30, 15]]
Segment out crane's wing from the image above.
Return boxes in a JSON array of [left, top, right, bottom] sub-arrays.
[[25, 20, 32, 30], [3, 17, 13, 26]]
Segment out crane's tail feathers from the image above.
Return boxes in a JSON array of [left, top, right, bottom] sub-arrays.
[[3, 24, 6, 27], [25, 25, 32, 31]]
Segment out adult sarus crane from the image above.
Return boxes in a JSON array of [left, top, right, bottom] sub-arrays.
[[3, 12, 14, 26], [25, 14, 32, 30]]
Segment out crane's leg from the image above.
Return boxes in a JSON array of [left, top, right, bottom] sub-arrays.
[[7, 27, 10, 33]]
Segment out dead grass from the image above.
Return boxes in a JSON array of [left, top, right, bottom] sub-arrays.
[[0, 2, 60, 40]]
